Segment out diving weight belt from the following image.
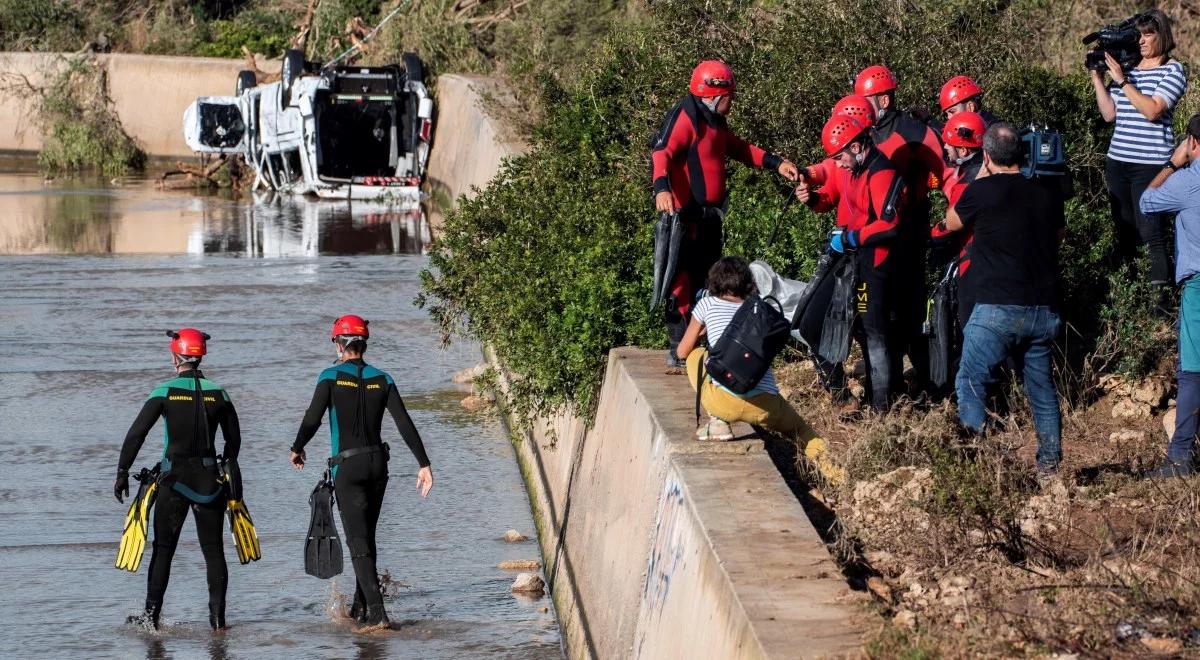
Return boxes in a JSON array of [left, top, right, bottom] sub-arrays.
[[115, 465, 160, 572], [304, 471, 343, 579]]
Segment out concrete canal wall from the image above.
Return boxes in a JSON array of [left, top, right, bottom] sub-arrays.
[[0, 52, 275, 158], [495, 348, 864, 659]]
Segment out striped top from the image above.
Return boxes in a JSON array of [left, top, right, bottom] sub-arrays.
[[1108, 60, 1187, 164], [694, 295, 780, 395]]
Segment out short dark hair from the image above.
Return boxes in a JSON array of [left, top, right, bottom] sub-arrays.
[[337, 336, 368, 354], [1186, 113, 1200, 140], [706, 256, 756, 298], [1136, 9, 1175, 57], [982, 122, 1022, 167]]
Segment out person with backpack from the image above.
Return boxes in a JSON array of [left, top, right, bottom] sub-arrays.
[[652, 60, 799, 367], [676, 257, 815, 442]]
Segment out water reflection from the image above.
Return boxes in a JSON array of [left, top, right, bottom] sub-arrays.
[[0, 159, 431, 256]]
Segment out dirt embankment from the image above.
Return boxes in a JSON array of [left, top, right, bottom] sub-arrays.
[[773, 351, 1200, 657]]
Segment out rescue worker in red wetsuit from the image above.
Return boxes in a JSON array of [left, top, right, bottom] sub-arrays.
[[651, 60, 799, 365], [797, 115, 907, 412], [793, 96, 876, 397], [853, 65, 944, 395], [931, 111, 987, 326], [800, 95, 878, 227], [939, 75, 1001, 127]]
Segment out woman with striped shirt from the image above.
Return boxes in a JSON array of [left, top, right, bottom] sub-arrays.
[[1091, 9, 1187, 293]]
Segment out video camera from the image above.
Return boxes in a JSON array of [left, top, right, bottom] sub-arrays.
[[1082, 14, 1143, 72], [1021, 124, 1074, 200]]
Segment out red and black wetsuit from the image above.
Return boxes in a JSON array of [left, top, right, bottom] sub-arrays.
[[651, 95, 782, 349], [805, 148, 907, 411], [872, 109, 944, 391], [804, 158, 851, 228], [930, 154, 984, 325]]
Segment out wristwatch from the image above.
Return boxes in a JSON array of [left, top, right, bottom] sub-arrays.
[[1118, 78, 1134, 88], [1164, 160, 1184, 172]]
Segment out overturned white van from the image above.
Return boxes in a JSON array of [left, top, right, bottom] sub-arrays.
[[183, 50, 432, 203]]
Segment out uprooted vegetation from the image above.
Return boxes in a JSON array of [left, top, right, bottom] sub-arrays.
[[1, 56, 145, 176]]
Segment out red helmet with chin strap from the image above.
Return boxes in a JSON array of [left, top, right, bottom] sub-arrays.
[[832, 94, 876, 127], [940, 75, 983, 112], [854, 65, 897, 97], [331, 314, 369, 341], [942, 111, 986, 148], [690, 60, 736, 97], [822, 115, 869, 156], [167, 328, 209, 357]]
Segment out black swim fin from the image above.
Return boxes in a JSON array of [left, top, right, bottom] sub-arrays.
[[650, 212, 671, 310], [926, 264, 959, 390], [818, 254, 857, 365], [305, 471, 343, 579]]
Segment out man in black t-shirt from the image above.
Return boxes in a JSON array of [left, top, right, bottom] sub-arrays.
[[944, 123, 1065, 476]]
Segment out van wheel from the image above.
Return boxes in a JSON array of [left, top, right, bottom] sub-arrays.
[[402, 53, 424, 85], [281, 49, 304, 108], [236, 70, 257, 96]]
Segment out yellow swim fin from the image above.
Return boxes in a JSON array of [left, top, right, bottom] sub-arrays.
[[227, 499, 261, 565], [115, 468, 158, 572]]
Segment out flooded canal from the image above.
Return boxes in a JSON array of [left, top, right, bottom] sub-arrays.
[[0, 157, 561, 658]]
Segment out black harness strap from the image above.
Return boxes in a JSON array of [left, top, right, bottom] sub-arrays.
[[327, 443, 390, 468]]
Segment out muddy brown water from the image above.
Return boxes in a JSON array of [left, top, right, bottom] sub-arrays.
[[0, 157, 561, 658]]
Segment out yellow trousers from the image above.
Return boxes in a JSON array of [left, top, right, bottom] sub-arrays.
[[685, 348, 845, 484], [686, 348, 814, 440]]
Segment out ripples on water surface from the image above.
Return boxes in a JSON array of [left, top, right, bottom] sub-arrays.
[[0, 157, 561, 659]]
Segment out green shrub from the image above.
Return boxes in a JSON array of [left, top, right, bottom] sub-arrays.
[[196, 8, 295, 59], [35, 58, 146, 177], [422, 0, 1156, 424]]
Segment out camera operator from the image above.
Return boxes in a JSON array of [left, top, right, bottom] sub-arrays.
[[1091, 9, 1187, 295], [945, 123, 1066, 478]]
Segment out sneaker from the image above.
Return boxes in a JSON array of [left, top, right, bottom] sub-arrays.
[[665, 351, 685, 369], [1144, 460, 1193, 480], [695, 416, 733, 441]]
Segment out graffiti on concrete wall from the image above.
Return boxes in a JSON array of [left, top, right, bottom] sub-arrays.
[[641, 471, 690, 619]]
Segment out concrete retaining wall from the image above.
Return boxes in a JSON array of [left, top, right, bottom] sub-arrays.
[[424, 74, 527, 229], [498, 348, 865, 659], [0, 52, 276, 158]]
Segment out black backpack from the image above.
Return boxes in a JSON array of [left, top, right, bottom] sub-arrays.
[[696, 295, 791, 420]]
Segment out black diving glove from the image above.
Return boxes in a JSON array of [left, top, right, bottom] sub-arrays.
[[224, 458, 244, 501], [114, 469, 130, 503]]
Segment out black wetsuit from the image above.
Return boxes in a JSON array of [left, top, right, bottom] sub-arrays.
[[119, 367, 241, 618], [292, 358, 430, 616]]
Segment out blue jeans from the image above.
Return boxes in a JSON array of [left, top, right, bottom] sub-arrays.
[[956, 304, 1062, 469]]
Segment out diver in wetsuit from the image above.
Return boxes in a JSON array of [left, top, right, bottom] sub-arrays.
[[290, 314, 434, 627], [115, 328, 242, 630]]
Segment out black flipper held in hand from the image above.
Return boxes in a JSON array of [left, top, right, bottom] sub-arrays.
[[305, 471, 343, 579]]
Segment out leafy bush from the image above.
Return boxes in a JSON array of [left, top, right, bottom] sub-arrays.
[[422, 0, 1151, 424], [196, 7, 296, 58], [34, 58, 146, 177]]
